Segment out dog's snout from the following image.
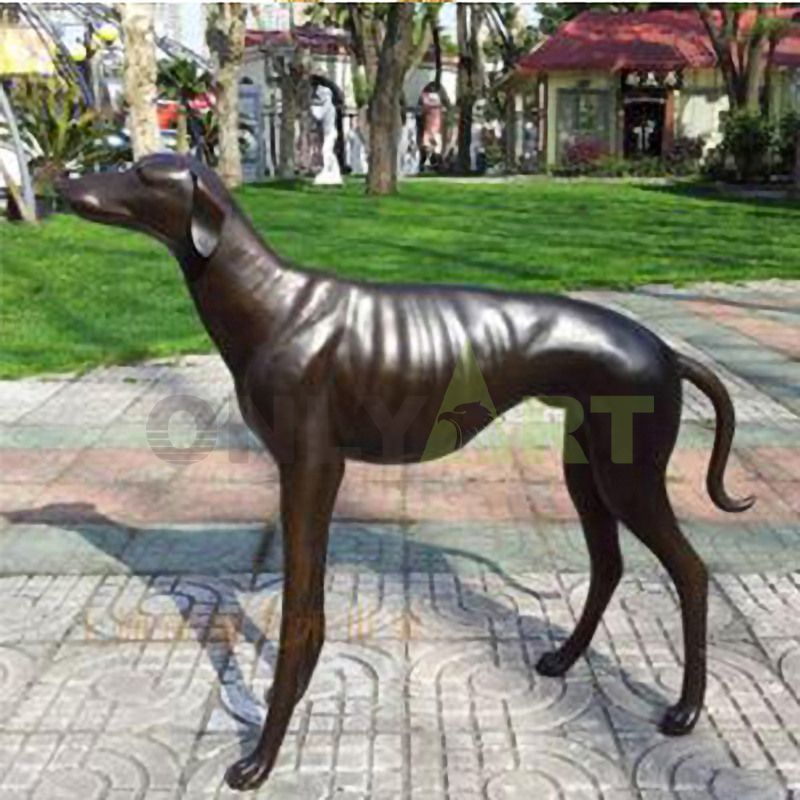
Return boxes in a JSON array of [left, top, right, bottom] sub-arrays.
[[57, 173, 131, 223]]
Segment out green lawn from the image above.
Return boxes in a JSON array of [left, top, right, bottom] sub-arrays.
[[1, 178, 798, 378]]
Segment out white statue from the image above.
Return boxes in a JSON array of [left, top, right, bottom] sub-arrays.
[[311, 86, 342, 186], [346, 120, 368, 175], [397, 111, 420, 176], [470, 100, 487, 172]]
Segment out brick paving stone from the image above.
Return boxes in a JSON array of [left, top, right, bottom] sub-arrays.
[[0, 380, 70, 425], [0, 566, 794, 797], [0, 449, 81, 485]]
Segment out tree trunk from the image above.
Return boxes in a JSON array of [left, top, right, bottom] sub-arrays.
[[469, 6, 486, 100], [278, 73, 297, 179], [206, 3, 247, 189], [176, 105, 189, 154], [743, 23, 767, 112], [456, 5, 472, 174], [276, 46, 309, 180], [366, 4, 415, 196], [456, 5, 485, 174], [761, 36, 779, 116], [117, 3, 161, 160], [504, 90, 517, 172], [432, 20, 442, 91]]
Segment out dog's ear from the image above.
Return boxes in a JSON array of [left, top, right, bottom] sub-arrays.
[[190, 173, 225, 259]]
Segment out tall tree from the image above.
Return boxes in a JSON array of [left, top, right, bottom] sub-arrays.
[[456, 4, 486, 174], [697, 3, 788, 113], [117, 3, 160, 160], [485, 4, 539, 170], [274, 45, 310, 179], [308, 3, 437, 193], [366, 3, 417, 194], [206, 3, 247, 188], [537, 2, 653, 34]]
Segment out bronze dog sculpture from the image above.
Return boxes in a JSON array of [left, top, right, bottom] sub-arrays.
[[59, 154, 752, 790]]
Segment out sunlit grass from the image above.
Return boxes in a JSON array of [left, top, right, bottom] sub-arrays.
[[1, 177, 798, 377]]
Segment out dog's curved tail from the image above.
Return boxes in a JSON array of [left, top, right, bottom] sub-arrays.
[[676, 353, 755, 513]]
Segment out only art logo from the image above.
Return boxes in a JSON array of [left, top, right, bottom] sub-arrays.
[[422, 340, 497, 460]]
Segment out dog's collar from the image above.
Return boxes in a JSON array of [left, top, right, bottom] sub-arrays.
[[179, 253, 209, 283]]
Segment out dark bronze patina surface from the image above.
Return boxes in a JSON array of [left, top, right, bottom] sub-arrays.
[[59, 155, 753, 791]]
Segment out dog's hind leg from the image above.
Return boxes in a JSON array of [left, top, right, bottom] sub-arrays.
[[603, 476, 708, 735], [587, 405, 708, 736], [536, 424, 622, 678], [225, 445, 344, 791]]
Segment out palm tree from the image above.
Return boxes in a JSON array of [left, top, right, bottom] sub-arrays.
[[116, 3, 161, 159], [206, 3, 247, 188]]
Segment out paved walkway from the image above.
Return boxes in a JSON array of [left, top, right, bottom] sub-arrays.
[[0, 281, 798, 799]]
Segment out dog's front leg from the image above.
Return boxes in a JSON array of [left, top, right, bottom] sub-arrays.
[[225, 448, 344, 791]]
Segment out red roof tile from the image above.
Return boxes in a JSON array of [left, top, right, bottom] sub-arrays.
[[245, 24, 348, 54], [518, 8, 800, 74]]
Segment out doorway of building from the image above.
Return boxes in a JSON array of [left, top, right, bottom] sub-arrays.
[[623, 95, 666, 157]]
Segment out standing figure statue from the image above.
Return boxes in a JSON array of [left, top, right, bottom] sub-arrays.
[[397, 111, 420, 176], [420, 88, 443, 169], [311, 86, 342, 186], [346, 118, 368, 175], [470, 99, 487, 173]]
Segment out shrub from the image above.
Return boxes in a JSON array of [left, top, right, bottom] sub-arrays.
[[719, 111, 773, 182], [774, 111, 800, 176], [563, 136, 607, 168], [663, 136, 705, 175], [701, 146, 737, 181], [551, 152, 699, 179], [4, 77, 121, 198]]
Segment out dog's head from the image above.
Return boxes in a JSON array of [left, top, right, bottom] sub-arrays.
[[57, 153, 227, 259]]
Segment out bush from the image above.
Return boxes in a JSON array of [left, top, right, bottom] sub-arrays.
[[3, 77, 121, 198], [775, 111, 800, 176], [663, 136, 705, 175], [719, 111, 773, 182], [552, 152, 700, 179], [551, 133, 706, 178], [701, 146, 736, 182], [563, 136, 607, 169]]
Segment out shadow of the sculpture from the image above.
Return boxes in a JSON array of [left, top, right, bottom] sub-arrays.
[[2, 502, 672, 768]]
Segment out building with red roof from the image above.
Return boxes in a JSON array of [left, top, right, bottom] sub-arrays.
[[512, 8, 800, 167]]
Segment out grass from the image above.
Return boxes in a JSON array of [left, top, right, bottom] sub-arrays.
[[1, 177, 798, 378]]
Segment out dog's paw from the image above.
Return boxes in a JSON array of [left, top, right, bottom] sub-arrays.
[[659, 702, 701, 736], [224, 751, 272, 791], [535, 650, 573, 677]]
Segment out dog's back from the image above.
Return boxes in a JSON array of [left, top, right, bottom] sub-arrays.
[[318, 279, 674, 462]]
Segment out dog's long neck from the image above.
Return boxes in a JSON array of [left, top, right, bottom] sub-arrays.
[[178, 209, 313, 375]]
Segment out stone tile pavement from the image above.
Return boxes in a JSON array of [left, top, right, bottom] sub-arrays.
[[0, 281, 798, 799]]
